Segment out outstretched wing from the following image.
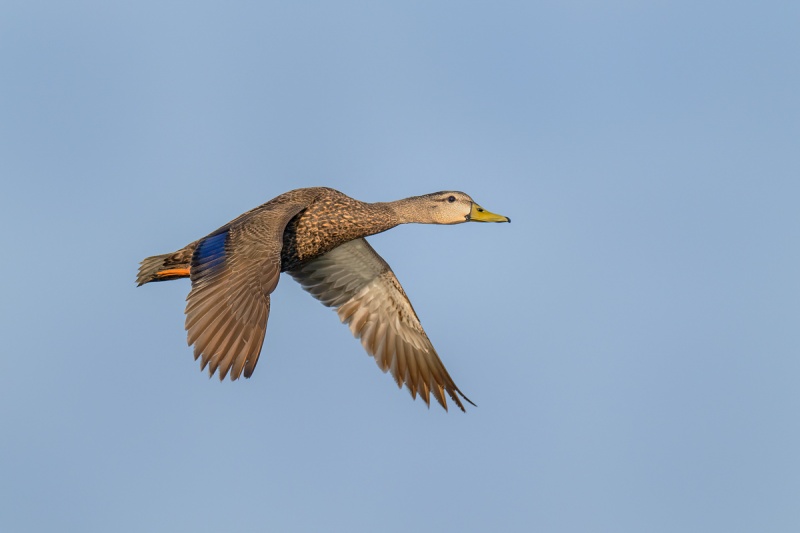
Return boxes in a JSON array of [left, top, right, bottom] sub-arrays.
[[185, 202, 307, 380], [288, 238, 474, 411]]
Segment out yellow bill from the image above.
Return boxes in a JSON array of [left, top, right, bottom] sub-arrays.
[[468, 203, 511, 223]]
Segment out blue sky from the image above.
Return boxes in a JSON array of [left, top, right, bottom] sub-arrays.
[[2, 2, 799, 532]]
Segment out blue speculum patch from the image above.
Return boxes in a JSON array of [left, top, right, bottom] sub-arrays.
[[194, 231, 227, 275]]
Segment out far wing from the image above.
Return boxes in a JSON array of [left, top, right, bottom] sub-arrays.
[[288, 238, 474, 411]]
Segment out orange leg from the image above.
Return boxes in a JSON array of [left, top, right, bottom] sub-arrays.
[[156, 267, 191, 278]]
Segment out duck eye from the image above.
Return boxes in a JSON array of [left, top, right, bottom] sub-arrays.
[[447, 195, 456, 203]]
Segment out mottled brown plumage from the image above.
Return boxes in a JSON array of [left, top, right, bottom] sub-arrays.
[[137, 187, 509, 411]]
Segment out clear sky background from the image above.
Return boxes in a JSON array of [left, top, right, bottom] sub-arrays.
[[2, 2, 799, 532]]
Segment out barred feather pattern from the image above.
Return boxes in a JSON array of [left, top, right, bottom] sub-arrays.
[[289, 238, 474, 412]]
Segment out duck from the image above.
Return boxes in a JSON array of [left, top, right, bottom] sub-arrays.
[[137, 187, 510, 411]]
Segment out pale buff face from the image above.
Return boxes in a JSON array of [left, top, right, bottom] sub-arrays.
[[419, 191, 476, 224]]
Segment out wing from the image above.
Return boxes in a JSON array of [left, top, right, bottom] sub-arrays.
[[288, 238, 475, 411], [185, 202, 307, 380]]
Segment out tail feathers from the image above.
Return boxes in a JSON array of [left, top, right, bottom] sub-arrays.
[[137, 251, 192, 286]]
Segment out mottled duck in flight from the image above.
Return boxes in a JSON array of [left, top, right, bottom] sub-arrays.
[[137, 187, 510, 411]]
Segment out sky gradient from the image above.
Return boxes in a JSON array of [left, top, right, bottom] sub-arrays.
[[2, 2, 799, 532]]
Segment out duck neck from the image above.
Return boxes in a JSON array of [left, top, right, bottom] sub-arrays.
[[375, 196, 429, 225]]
